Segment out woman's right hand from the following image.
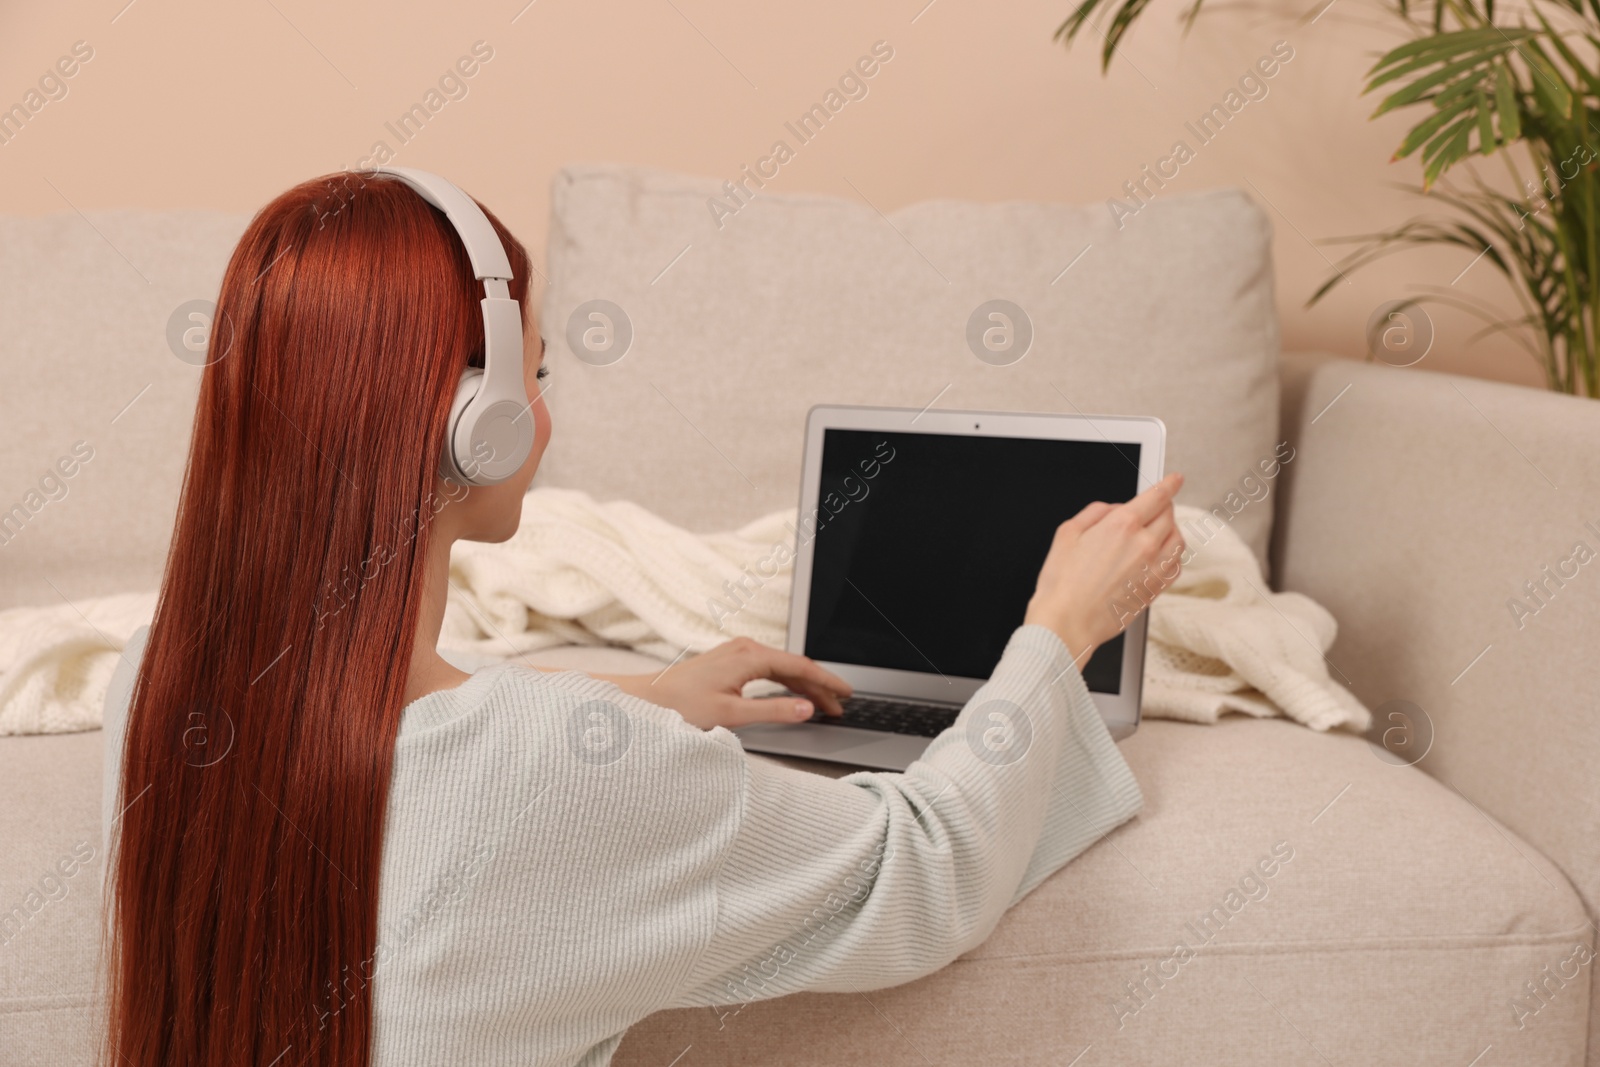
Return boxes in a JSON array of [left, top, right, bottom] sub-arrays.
[[1022, 472, 1186, 669]]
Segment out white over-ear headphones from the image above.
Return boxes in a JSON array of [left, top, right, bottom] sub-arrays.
[[372, 166, 534, 487]]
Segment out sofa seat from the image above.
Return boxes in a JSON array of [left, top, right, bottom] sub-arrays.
[[2, 642, 1588, 1066], [0, 729, 103, 1066], [618, 715, 1592, 1066]]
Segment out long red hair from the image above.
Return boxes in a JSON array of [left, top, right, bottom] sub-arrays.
[[104, 170, 533, 1067]]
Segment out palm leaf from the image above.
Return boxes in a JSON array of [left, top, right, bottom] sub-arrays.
[[1422, 114, 1475, 184], [1370, 48, 1523, 116], [1058, 0, 1599, 396], [1521, 40, 1575, 117], [1474, 89, 1497, 152], [1368, 27, 1534, 88], [1533, 8, 1600, 96], [1494, 62, 1522, 141], [1101, 0, 1157, 68], [1395, 95, 1479, 158]]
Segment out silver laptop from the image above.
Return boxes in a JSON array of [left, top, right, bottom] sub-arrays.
[[733, 403, 1166, 771]]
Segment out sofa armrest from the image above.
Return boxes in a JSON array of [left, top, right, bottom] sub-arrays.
[[1272, 351, 1600, 930]]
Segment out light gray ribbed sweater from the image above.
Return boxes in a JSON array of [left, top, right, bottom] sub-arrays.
[[102, 622, 1142, 1066]]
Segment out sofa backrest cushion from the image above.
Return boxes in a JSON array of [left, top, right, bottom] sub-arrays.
[[537, 164, 1283, 573], [0, 211, 249, 613], [0, 167, 1284, 613]]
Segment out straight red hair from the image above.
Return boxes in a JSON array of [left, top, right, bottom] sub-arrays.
[[103, 171, 532, 1067]]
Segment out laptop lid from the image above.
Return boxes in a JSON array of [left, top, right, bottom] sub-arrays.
[[788, 405, 1166, 735]]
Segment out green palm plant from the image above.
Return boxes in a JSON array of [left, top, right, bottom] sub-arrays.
[[1057, 0, 1600, 397]]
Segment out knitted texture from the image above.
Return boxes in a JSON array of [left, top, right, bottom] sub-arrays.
[[5, 491, 1369, 735], [101, 622, 1141, 1066]]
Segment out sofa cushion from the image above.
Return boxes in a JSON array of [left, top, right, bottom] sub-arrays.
[[0, 730, 104, 1067], [617, 717, 1592, 1065], [0, 211, 250, 613], [6, 712, 1587, 1066], [538, 164, 1283, 572], [1274, 352, 1600, 1064], [0, 168, 1281, 615]]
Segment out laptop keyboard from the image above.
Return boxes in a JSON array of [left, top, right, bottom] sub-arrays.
[[809, 695, 961, 738]]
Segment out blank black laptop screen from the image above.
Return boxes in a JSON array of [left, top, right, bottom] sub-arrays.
[[802, 427, 1142, 694]]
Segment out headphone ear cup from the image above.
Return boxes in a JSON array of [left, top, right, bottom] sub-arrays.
[[440, 367, 537, 486], [439, 369, 485, 484]]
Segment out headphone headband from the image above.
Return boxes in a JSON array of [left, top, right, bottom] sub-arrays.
[[369, 165, 532, 487], [375, 167, 514, 284]]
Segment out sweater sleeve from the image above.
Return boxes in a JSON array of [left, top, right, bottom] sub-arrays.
[[667, 623, 1143, 1009], [101, 623, 150, 862]]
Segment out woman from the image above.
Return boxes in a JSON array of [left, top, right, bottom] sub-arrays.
[[102, 170, 1184, 1067]]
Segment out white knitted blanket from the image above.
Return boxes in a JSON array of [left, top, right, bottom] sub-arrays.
[[0, 489, 1370, 736]]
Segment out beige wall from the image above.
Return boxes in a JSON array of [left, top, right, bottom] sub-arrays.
[[0, 0, 1546, 390]]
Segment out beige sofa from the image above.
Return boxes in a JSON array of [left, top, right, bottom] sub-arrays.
[[1, 165, 1595, 1066]]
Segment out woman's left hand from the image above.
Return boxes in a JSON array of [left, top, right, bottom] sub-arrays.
[[609, 637, 853, 731]]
